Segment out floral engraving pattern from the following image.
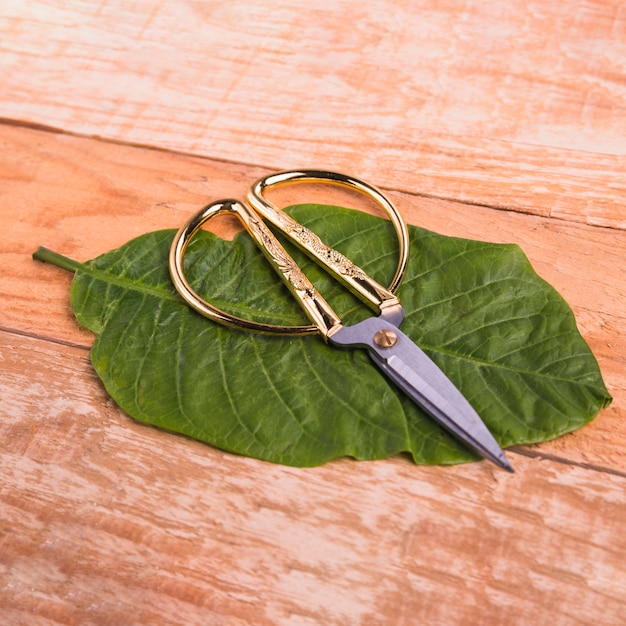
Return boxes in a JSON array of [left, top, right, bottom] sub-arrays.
[[286, 222, 367, 280], [247, 213, 313, 293]]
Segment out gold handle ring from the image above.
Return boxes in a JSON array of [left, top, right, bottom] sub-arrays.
[[169, 170, 410, 335]]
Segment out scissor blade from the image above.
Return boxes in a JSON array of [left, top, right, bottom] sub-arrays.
[[330, 318, 513, 472]]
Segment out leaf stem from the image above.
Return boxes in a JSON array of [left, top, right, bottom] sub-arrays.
[[32, 246, 84, 273]]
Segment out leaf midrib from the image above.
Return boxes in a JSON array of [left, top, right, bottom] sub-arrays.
[[79, 261, 595, 388]]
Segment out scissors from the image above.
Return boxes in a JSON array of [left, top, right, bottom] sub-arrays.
[[169, 170, 513, 472]]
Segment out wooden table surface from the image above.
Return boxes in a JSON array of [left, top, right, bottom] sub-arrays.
[[1, 2, 625, 624]]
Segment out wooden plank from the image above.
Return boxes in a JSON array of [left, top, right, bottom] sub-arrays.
[[2, 2, 624, 623], [0, 1, 624, 227], [0, 123, 623, 471], [1, 331, 624, 626]]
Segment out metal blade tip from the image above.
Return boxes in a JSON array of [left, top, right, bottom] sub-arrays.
[[494, 453, 515, 473]]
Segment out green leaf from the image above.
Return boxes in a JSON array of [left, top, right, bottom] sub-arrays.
[[47, 204, 612, 466]]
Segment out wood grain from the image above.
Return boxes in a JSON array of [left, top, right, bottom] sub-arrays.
[[1, 0, 625, 623], [1, 331, 625, 626], [0, 1, 625, 227]]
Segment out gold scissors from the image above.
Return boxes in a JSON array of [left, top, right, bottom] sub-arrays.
[[169, 170, 513, 471]]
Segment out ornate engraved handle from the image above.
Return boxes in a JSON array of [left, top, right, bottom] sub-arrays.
[[170, 170, 409, 337], [234, 201, 342, 336], [169, 199, 341, 337], [247, 170, 405, 318]]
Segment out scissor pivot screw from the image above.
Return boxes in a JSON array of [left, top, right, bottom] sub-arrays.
[[374, 329, 398, 348]]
